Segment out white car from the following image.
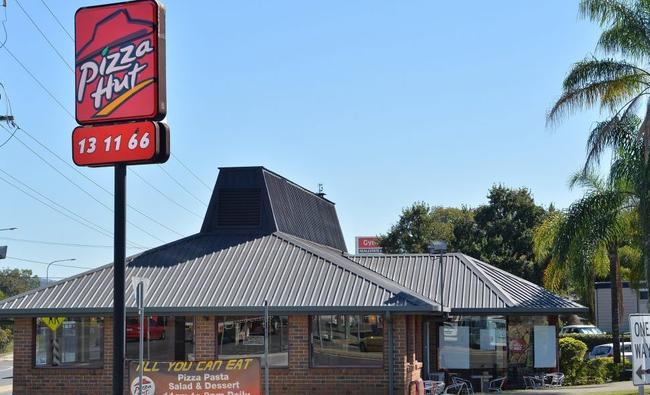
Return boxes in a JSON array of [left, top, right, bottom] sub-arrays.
[[559, 325, 604, 335], [588, 343, 633, 362]]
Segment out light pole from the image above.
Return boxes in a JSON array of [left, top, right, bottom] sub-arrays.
[[46, 258, 76, 283], [428, 240, 448, 309]]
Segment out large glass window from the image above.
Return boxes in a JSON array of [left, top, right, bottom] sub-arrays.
[[125, 316, 194, 361], [439, 316, 506, 370], [35, 317, 103, 368], [217, 316, 288, 368], [310, 314, 383, 367]]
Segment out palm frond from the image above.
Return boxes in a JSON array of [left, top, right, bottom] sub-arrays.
[[584, 113, 641, 172], [579, 0, 640, 27]]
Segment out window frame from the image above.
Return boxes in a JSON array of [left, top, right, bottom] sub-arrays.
[[308, 313, 385, 369], [32, 317, 104, 369]]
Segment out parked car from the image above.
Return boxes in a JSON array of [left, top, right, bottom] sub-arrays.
[[588, 342, 632, 362], [126, 318, 166, 340], [559, 324, 604, 335]]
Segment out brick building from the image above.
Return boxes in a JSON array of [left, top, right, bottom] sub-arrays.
[[0, 167, 586, 394]]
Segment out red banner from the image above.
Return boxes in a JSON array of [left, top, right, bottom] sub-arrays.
[[75, 0, 166, 124]]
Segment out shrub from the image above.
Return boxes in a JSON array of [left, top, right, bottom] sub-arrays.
[[0, 328, 11, 354], [559, 337, 588, 385]]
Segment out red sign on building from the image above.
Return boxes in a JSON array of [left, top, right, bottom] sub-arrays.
[[355, 236, 383, 254], [72, 121, 169, 167], [75, 0, 166, 125]]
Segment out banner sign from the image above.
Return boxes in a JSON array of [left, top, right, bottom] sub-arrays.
[[72, 121, 169, 167], [129, 358, 261, 395], [355, 236, 383, 254], [75, 0, 166, 125]]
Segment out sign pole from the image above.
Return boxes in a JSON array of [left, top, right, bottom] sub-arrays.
[[138, 281, 144, 395], [113, 163, 127, 395]]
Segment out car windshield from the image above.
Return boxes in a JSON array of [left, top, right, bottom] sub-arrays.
[[581, 327, 603, 334], [593, 346, 610, 356]]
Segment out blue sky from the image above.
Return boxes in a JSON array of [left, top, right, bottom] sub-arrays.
[[1, 1, 605, 279]]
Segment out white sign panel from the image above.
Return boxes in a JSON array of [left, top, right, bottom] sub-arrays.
[[631, 314, 650, 386], [534, 325, 557, 368]]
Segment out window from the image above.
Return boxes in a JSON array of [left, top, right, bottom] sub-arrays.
[[125, 316, 194, 361], [310, 314, 383, 367], [35, 317, 103, 368], [439, 316, 506, 370], [217, 316, 288, 367]]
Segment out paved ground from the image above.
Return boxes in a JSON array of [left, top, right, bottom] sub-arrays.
[[504, 380, 644, 394], [0, 353, 11, 395]]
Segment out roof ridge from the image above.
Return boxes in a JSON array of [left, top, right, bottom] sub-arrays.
[[456, 254, 517, 306], [261, 168, 336, 205], [272, 232, 441, 309]]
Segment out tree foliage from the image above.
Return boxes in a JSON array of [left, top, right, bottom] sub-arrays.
[[0, 268, 39, 298]]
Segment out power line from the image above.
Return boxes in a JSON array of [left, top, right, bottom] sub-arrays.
[[171, 153, 213, 192], [130, 168, 204, 219], [14, 0, 74, 72], [0, 124, 167, 244], [39, 0, 73, 41], [2, 46, 74, 118], [0, 236, 146, 250], [158, 165, 209, 207], [6, 256, 93, 270], [14, 125, 186, 237]]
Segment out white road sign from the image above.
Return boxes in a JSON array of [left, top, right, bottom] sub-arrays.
[[630, 314, 650, 385]]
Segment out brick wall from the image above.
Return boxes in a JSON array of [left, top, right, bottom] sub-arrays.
[[13, 314, 422, 395], [13, 317, 114, 395]]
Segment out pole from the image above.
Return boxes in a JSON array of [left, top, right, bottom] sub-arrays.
[[138, 281, 144, 395], [264, 300, 269, 395], [440, 252, 444, 308], [387, 310, 394, 395], [113, 164, 126, 395]]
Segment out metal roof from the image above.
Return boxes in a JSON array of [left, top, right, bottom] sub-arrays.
[[349, 253, 586, 314], [0, 232, 439, 317]]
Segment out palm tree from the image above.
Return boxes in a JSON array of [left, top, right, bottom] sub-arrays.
[[534, 172, 638, 364], [548, 0, 650, 315]]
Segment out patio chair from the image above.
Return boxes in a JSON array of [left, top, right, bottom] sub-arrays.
[[487, 377, 506, 393], [451, 376, 474, 394], [523, 375, 544, 389], [443, 382, 467, 394], [545, 373, 564, 387], [423, 380, 446, 395]]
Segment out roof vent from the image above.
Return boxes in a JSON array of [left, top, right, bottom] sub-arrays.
[[216, 188, 261, 227]]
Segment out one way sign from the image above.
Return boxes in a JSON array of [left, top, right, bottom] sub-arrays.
[[630, 314, 650, 386]]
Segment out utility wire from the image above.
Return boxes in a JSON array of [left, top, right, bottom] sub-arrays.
[[2, 46, 74, 118], [0, 236, 146, 250], [15, 125, 185, 237], [0, 166, 114, 238], [171, 153, 213, 192], [39, 0, 73, 41], [14, 0, 74, 72], [7, 256, 93, 270], [130, 168, 204, 219], [158, 165, 209, 207]]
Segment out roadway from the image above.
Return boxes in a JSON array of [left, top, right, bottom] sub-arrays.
[[0, 353, 12, 395]]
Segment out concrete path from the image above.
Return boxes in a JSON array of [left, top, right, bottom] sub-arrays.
[[504, 380, 642, 394]]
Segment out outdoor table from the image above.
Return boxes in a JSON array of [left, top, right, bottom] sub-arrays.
[[470, 374, 493, 393]]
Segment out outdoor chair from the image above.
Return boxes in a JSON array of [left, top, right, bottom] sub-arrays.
[[523, 375, 544, 389], [545, 373, 564, 388], [443, 382, 467, 394], [451, 376, 474, 394], [423, 380, 446, 395], [487, 377, 506, 392]]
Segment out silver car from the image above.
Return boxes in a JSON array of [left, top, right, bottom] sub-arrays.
[[588, 343, 632, 362]]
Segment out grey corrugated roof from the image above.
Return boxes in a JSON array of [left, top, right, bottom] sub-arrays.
[[0, 232, 439, 317], [349, 253, 586, 314]]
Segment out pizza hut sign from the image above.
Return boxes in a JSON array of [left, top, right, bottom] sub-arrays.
[[75, 0, 166, 124]]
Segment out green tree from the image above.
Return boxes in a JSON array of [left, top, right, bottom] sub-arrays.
[[471, 185, 547, 283], [0, 268, 39, 297], [533, 173, 638, 364], [378, 203, 473, 253], [548, 0, 650, 305]]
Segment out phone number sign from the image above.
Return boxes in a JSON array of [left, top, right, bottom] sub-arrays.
[[75, 0, 166, 124], [73, 121, 169, 167]]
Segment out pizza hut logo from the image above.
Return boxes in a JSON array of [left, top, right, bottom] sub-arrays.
[[75, 0, 166, 124], [130, 375, 156, 395]]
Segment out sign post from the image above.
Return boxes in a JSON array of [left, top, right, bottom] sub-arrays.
[[629, 314, 650, 393], [74, 1, 169, 394]]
